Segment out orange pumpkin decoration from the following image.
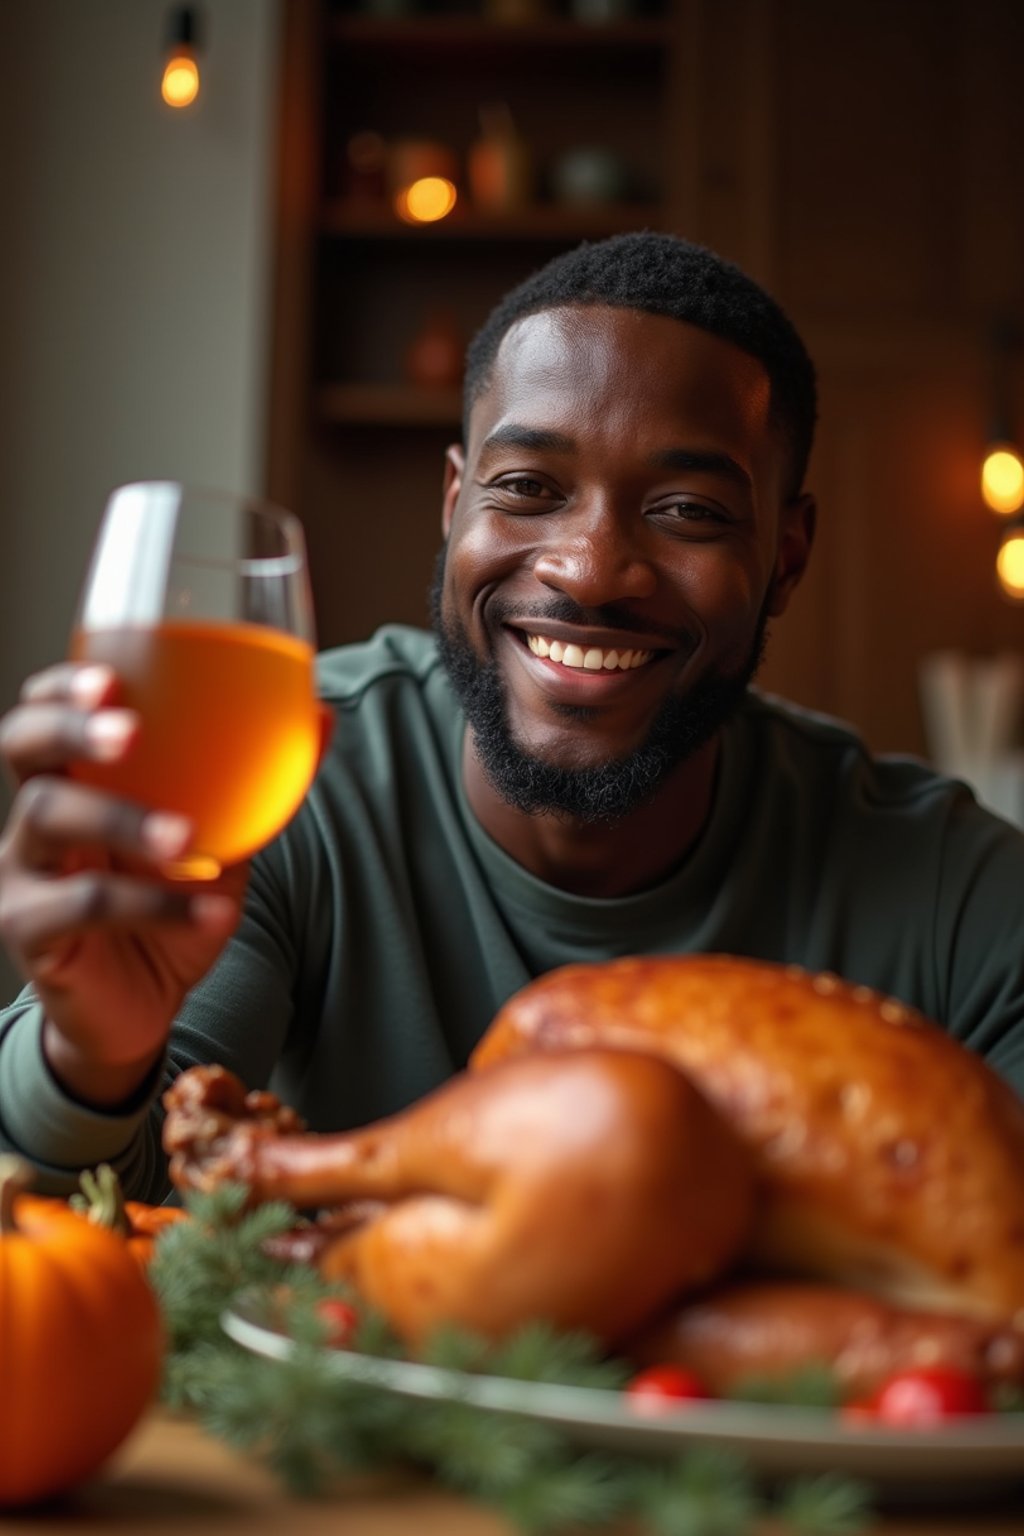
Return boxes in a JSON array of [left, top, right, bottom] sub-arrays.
[[123, 1197, 189, 1263], [0, 1155, 164, 1508], [73, 1163, 188, 1266]]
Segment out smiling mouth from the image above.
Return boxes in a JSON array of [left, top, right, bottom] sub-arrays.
[[524, 632, 655, 672]]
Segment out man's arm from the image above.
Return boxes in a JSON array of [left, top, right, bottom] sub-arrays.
[[0, 850, 299, 1199]]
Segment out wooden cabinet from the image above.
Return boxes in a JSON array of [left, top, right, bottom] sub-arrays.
[[268, 0, 1024, 756], [267, 0, 684, 650], [316, 9, 675, 417]]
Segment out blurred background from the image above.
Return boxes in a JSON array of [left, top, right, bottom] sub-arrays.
[[0, 0, 1022, 994]]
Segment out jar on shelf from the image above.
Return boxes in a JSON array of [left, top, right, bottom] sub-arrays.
[[550, 146, 631, 206], [404, 307, 465, 392], [343, 129, 388, 207]]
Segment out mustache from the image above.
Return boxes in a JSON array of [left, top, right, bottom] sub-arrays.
[[485, 594, 688, 648], [429, 544, 704, 651]]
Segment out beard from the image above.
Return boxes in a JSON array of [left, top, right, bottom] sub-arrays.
[[429, 550, 770, 826]]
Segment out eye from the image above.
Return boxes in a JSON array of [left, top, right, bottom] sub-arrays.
[[488, 474, 562, 510], [497, 475, 551, 499], [648, 498, 732, 533], [664, 500, 727, 521]]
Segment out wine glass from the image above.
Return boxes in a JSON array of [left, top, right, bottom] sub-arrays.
[[69, 482, 321, 879]]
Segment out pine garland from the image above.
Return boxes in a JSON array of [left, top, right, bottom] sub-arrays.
[[148, 1186, 874, 1535]]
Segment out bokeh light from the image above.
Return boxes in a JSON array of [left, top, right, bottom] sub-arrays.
[[161, 54, 200, 109], [395, 177, 458, 225], [996, 527, 1024, 600], [981, 444, 1024, 515]]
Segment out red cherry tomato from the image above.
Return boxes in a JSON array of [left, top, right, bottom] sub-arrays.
[[864, 1366, 990, 1426], [315, 1297, 360, 1348], [624, 1365, 712, 1414]]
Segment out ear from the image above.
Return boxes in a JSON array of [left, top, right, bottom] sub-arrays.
[[441, 444, 465, 538], [767, 492, 816, 617]]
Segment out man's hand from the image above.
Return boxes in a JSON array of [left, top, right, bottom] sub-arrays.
[[0, 662, 246, 1106]]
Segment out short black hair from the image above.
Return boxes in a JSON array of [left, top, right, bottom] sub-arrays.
[[464, 231, 818, 498]]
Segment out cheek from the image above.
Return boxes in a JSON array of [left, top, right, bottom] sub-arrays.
[[446, 514, 530, 602], [675, 551, 764, 635]]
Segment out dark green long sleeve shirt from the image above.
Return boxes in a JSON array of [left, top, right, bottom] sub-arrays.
[[2, 625, 1023, 1198]]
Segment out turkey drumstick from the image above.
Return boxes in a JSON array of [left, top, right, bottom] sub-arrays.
[[163, 1048, 754, 1347]]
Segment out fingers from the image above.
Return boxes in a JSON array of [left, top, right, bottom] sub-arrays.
[[0, 661, 249, 990], [3, 870, 239, 971], [0, 704, 138, 780], [21, 663, 119, 708], [1, 663, 136, 783], [4, 776, 187, 875]]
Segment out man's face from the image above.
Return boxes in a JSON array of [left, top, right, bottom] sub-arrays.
[[435, 304, 813, 821]]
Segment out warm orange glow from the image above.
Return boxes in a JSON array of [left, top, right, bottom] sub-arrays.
[[981, 443, 1024, 515], [996, 528, 1024, 600], [161, 53, 200, 108], [394, 176, 458, 225]]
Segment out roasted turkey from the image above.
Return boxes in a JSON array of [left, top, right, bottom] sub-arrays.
[[474, 955, 1024, 1325], [626, 1280, 1024, 1401], [163, 954, 1024, 1392], [163, 1046, 753, 1347]]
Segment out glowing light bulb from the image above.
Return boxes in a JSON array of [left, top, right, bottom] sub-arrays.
[[395, 177, 458, 225], [981, 443, 1024, 515], [161, 51, 200, 107], [996, 528, 1024, 600]]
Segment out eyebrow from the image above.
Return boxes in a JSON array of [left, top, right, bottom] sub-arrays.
[[480, 425, 576, 454], [479, 427, 751, 488], [648, 449, 752, 487]]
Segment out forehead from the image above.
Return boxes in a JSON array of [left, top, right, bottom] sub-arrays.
[[469, 304, 774, 456]]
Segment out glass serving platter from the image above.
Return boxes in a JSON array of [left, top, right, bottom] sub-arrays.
[[223, 1295, 1024, 1499]]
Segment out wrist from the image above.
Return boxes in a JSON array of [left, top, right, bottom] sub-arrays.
[[41, 1021, 163, 1112]]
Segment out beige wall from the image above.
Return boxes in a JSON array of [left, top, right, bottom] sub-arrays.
[[0, 0, 281, 995]]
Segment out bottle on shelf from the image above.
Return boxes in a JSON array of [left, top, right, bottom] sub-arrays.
[[467, 101, 533, 214]]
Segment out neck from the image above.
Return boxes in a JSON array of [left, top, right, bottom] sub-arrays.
[[461, 733, 720, 899]]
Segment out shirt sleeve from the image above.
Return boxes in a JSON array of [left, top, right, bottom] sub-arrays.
[[0, 994, 164, 1195]]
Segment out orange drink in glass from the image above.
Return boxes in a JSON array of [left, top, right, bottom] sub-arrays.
[[70, 483, 321, 878]]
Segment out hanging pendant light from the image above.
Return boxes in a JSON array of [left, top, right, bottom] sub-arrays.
[[161, 5, 203, 110]]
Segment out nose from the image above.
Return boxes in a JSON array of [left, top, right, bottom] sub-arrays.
[[531, 506, 657, 606]]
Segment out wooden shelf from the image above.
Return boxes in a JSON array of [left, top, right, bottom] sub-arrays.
[[318, 382, 463, 425], [329, 15, 671, 51], [321, 201, 665, 241]]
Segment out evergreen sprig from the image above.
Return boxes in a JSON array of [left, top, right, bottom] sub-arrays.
[[632, 1447, 759, 1536], [149, 1187, 874, 1535], [776, 1473, 875, 1535]]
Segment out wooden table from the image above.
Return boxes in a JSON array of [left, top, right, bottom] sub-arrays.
[[6, 1413, 1023, 1536]]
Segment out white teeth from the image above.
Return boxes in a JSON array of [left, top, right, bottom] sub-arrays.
[[525, 634, 652, 672]]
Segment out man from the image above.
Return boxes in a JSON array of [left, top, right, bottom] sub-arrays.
[[0, 232, 1021, 1201]]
